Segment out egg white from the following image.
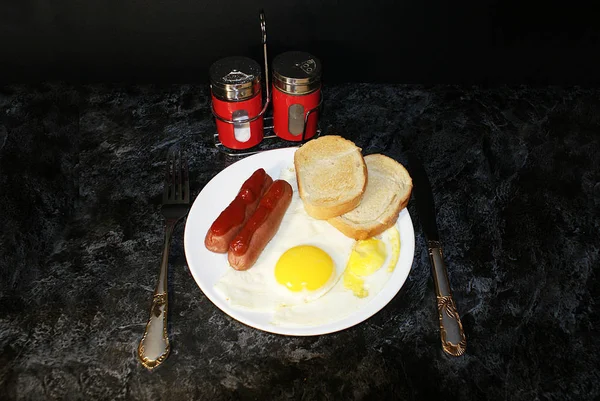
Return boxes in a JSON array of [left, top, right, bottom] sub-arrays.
[[270, 227, 398, 327], [213, 166, 355, 312]]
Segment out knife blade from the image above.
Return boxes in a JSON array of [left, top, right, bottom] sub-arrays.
[[407, 152, 467, 357]]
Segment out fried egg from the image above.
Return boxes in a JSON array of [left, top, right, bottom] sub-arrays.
[[271, 226, 400, 326], [343, 237, 388, 298]]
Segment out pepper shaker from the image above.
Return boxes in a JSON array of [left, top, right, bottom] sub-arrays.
[[272, 51, 322, 141]]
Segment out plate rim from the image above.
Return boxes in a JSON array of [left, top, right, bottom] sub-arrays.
[[183, 147, 415, 336]]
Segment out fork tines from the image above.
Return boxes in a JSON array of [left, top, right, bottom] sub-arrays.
[[163, 147, 190, 204]]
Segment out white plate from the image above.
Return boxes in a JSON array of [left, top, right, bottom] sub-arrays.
[[184, 147, 415, 336]]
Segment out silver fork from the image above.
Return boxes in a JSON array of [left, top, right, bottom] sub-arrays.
[[138, 147, 190, 370]]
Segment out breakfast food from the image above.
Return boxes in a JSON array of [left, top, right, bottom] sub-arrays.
[[205, 138, 413, 327], [342, 225, 401, 299], [228, 180, 293, 270], [328, 154, 412, 240], [215, 168, 355, 309], [271, 225, 400, 326], [294, 135, 411, 239], [214, 166, 402, 325], [205, 168, 273, 253], [294, 135, 367, 220], [215, 166, 355, 310]]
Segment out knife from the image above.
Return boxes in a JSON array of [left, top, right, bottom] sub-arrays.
[[407, 152, 467, 357]]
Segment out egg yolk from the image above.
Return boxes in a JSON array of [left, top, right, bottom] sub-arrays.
[[343, 238, 388, 298], [275, 246, 334, 292], [387, 226, 401, 272]]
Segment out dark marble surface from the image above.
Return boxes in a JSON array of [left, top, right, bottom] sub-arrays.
[[1, 83, 599, 400]]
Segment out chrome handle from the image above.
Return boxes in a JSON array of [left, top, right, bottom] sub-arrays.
[[138, 220, 176, 369], [428, 241, 467, 357]]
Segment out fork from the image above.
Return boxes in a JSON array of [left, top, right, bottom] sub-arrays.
[[138, 147, 190, 370]]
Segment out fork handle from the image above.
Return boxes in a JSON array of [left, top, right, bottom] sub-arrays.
[[138, 221, 176, 370]]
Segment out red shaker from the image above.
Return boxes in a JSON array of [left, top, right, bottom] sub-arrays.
[[210, 56, 265, 149], [272, 51, 322, 141]]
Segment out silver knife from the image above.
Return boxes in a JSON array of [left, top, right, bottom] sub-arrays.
[[407, 153, 467, 357]]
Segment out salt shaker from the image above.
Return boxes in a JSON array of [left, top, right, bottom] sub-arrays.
[[210, 56, 265, 149]]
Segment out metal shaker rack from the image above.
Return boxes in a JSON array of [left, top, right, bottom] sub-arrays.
[[211, 9, 323, 158], [213, 116, 322, 157]]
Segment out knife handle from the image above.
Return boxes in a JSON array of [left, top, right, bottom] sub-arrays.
[[428, 241, 467, 357]]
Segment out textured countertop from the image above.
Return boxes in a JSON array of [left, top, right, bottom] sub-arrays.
[[1, 84, 599, 400]]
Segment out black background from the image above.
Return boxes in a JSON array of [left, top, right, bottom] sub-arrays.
[[1, 0, 598, 84]]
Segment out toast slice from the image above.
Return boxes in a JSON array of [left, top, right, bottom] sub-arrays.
[[294, 135, 367, 220], [328, 154, 412, 239]]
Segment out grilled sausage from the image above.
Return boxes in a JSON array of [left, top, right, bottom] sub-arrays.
[[205, 168, 273, 253], [228, 180, 293, 270]]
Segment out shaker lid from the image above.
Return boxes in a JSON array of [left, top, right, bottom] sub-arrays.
[[210, 56, 262, 101], [273, 51, 321, 94]]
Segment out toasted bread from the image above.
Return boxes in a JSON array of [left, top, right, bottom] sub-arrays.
[[294, 135, 367, 220], [328, 154, 412, 239]]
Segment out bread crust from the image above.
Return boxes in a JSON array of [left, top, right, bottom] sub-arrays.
[[327, 193, 410, 240], [302, 193, 364, 220]]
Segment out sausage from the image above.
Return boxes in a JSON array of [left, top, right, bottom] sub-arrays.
[[228, 180, 293, 270], [205, 168, 273, 253]]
